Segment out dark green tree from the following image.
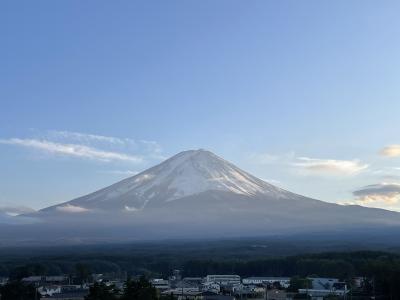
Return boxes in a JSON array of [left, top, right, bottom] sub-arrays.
[[288, 276, 312, 292], [121, 276, 158, 300], [75, 263, 91, 285], [0, 280, 40, 300], [85, 282, 117, 300]]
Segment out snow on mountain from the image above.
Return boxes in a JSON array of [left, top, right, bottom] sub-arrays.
[[41, 149, 293, 213]]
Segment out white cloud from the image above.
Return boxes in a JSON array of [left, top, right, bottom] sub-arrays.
[[294, 157, 368, 175], [56, 204, 89, 213], [47, 131, 163, 157], [353, 183, 400, 205], [251, 151, 367, 176], [0, 206, 36, 216], [380, 145, 400, 157], [125, 205, 140, 212], [3, 130, 165, 163], [0, 138, 142, 163]]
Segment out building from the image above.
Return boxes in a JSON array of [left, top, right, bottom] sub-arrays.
[[202, 281, 220, 293], [47, 288, 89, 300], [242, 277, 291, 288], [38, 285, 62, 297], [298, 277, 347, 300], [205, 275, 241, 285], [183, 277, 204, 284], [45, 276, 70, 284], [21, 275, 69, 286], [151, 278, 170, 291], [0, 277, 8, 286], [175, 277, 204, 289], [161, 287, 202, 300], [21, 276, 42, 285]]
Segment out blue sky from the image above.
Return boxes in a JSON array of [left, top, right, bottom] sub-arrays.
[[1, 1, 400, 212]]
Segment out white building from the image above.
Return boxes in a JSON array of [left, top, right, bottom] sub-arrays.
[[151, 278, 170, 291], [205, 275, 240, 285], [202, 281, 220, 293], [299, 277, 348, 300], [21, 276, 42, 284], [242, 277, 291, 288], [38, 285, 62, 297]]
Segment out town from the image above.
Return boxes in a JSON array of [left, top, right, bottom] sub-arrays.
[[0, 271, 375, 300]]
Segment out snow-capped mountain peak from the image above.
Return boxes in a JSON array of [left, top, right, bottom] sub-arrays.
[[131, 149, 276, 200]]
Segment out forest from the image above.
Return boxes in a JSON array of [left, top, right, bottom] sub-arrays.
[[1, 239, 400, 298]]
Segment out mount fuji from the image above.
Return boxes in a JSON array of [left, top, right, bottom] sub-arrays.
[[40, 149, 297, 213], [3, 149, 400, 244]]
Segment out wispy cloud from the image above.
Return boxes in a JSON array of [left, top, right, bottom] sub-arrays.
[[294, 157, 368, 175], [0, 205, 36, 216], [56, 204, 89, 213], [46, 130, 163, 157], [0, 138, 142, 162], [353, 183, 400, 205], [251, 151, 368, 176], [47, 130, 132, 145], [0, 130, 165, 164], [380, 145, 400, 157]]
